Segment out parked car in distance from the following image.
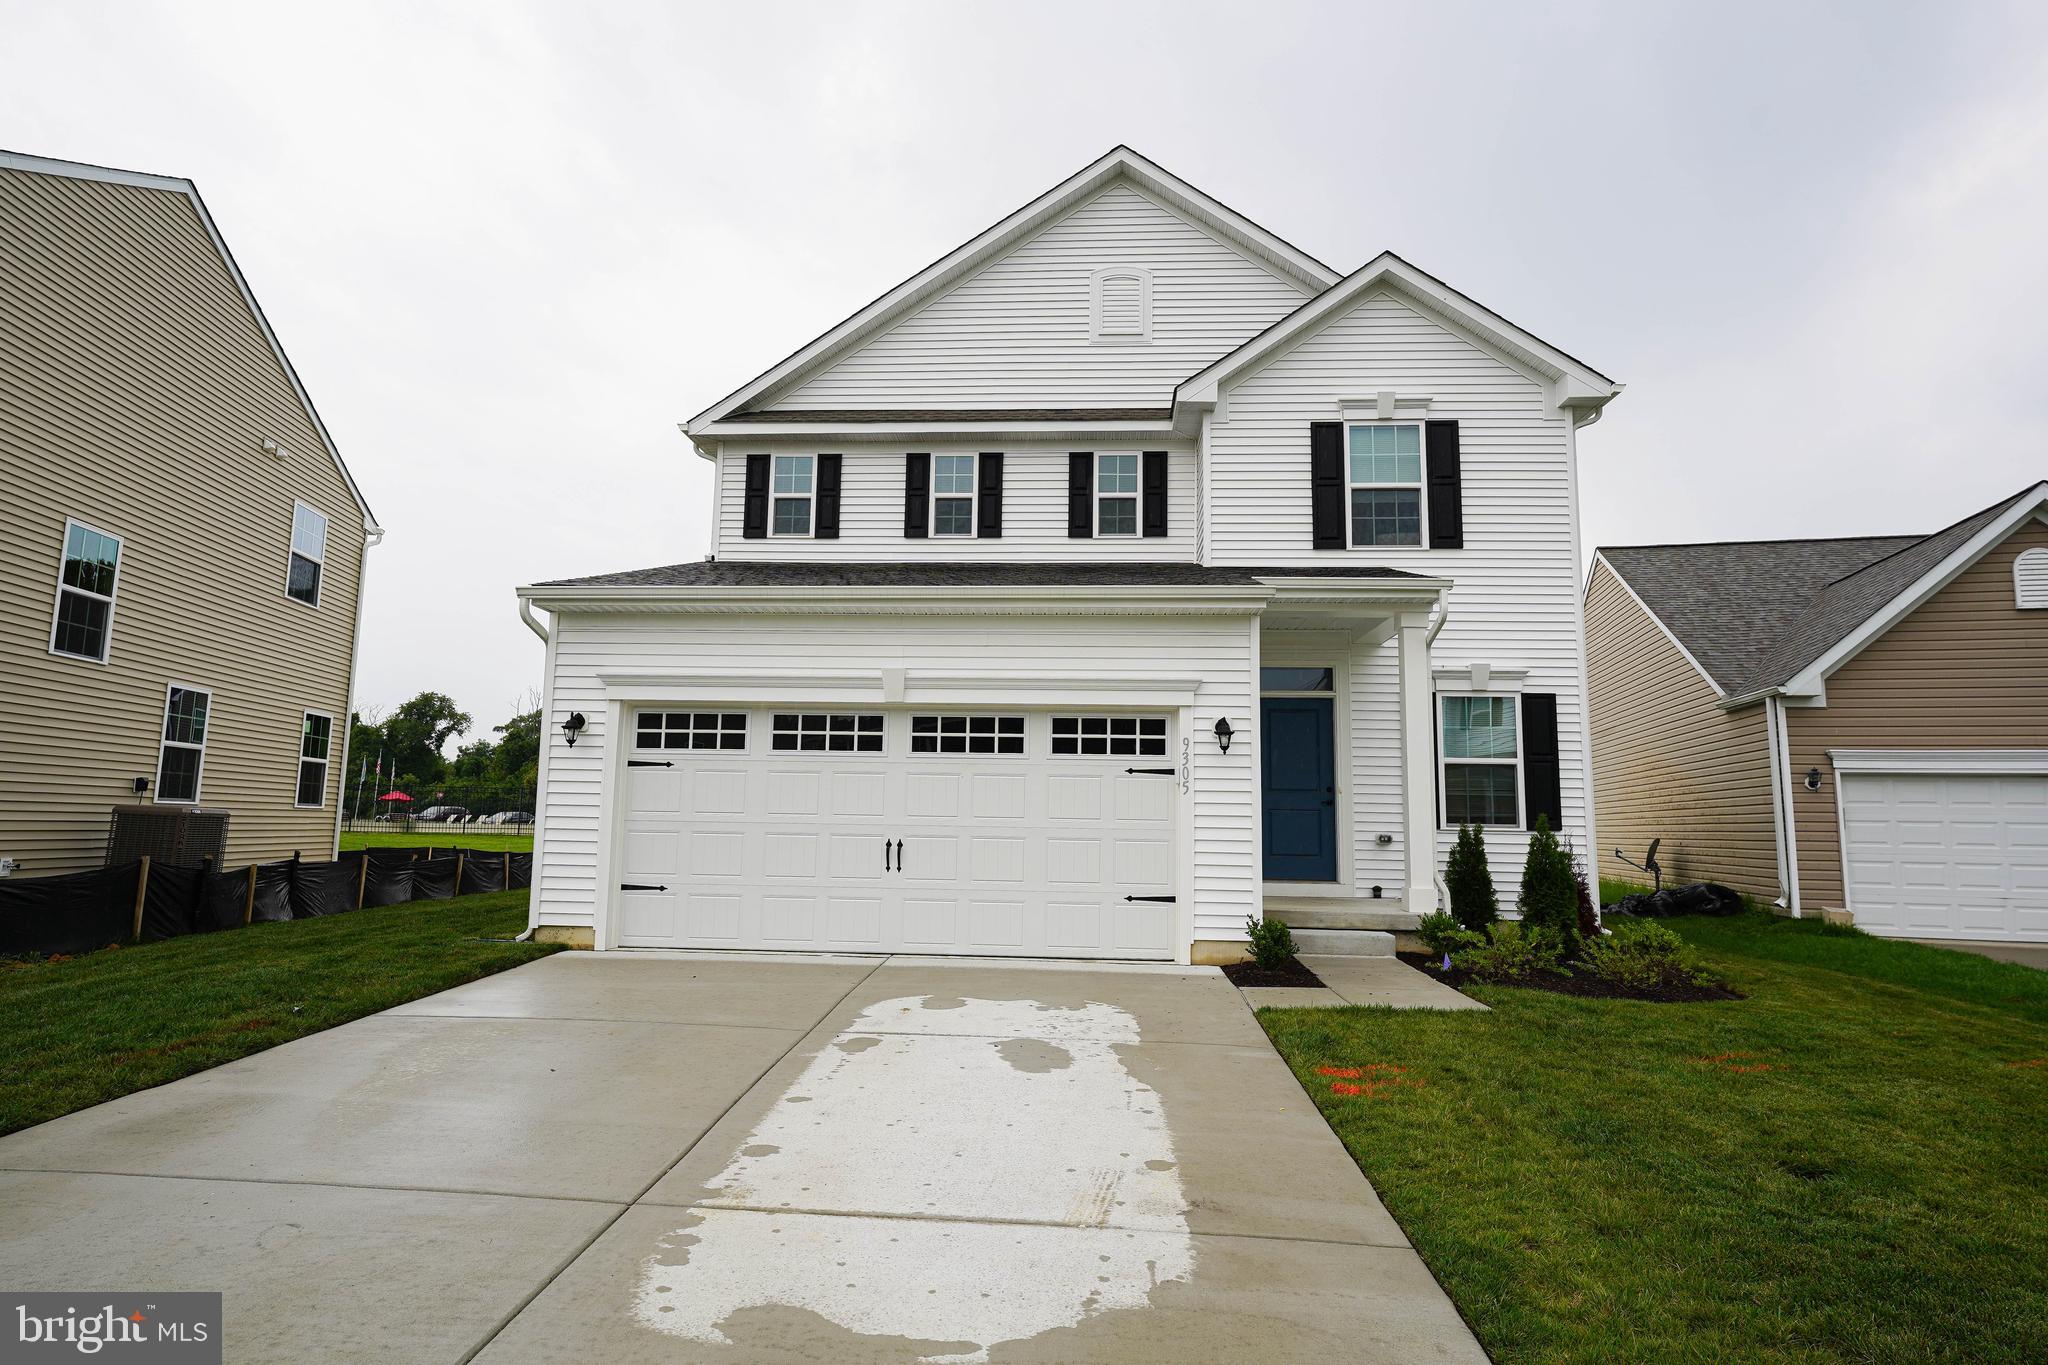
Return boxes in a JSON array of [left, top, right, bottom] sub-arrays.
[[415, 805, 470, 823], [480, 810, 532, 826]]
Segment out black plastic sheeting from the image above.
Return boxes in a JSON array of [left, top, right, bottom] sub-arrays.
[[0, 863, 140, 956], [1, 847, 533, 957]]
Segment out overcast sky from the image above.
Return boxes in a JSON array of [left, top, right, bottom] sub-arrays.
[[6, 1, 2046, 737]]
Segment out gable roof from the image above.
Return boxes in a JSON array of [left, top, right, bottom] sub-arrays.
[[1597, 482, 2048, 702], [687, 147, 1342, 437], [0, 150, 380, 533], [1173, 251, 1622, 429]]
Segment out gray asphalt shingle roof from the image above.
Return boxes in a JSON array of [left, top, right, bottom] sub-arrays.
[[1599, 485, 2039, 697], [534, 561, 1429, 589]]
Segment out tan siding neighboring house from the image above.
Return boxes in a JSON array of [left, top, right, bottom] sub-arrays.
[[1787, 517, 2048, 910], [1585, 560, 1777, 895], [0, 158, 374, 876]]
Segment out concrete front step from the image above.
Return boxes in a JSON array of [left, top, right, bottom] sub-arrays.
[[1266, 901, 1419, 933], [1287, 927, 1396, 957]]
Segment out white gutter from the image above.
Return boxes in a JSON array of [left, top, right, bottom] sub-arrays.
[[331, 527, 383, 855], [519, 597, 550, 642]]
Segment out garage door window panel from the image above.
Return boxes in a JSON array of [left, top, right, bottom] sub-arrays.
[[910, 714, 1023, 755], [1051, 715, 1168, 757], [637, 711, 747, 751], [773, 713, 885, 753]]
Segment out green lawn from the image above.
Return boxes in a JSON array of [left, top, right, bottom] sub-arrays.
[[340, 829, 533, 852], [0, 891, 558, 1137], [1259, 913, 2048, 1363]]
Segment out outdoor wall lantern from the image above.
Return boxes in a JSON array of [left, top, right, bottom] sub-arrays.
[[1213, 716, 1234, 753], [562, 712, 587, 747], [1804, 767, 1823, 791]]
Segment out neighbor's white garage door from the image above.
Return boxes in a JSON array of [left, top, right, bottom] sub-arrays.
[[1840, 771, 2048, 941], [613, 708, 1180, 958]]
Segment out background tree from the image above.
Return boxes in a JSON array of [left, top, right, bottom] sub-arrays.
[[379, 691, 472, 785]]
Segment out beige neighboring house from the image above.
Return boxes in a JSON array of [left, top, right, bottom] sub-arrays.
[[0, 151, 379, 877], [1587, 482, 2048, 942]]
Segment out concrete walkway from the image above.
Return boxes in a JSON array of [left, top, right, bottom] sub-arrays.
[[0, 952, 1484, 1364], [1238, 954, 1489, 1012], [1907, 939, 2048, 970]]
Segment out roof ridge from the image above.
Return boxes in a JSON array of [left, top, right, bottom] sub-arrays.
[[1600, 532, 1919, 554], [1814, 482, 2043, 590]]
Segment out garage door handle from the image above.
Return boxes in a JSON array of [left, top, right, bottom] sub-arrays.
[[627, 760, 673, 768], [894, 839, 904, 872], [1126, 767, 1175, 775], [883, 840, 892, 872], [620, 882, 667, 892], [1125, 894, 1177, 903]]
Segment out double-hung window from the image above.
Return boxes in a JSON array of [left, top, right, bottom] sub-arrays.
[[1440, 695, 1520, 828], [1348, 423, 1423, 547], [50, 519, 122, 662], [157, 685, 211, 804], [297, 711, 333, 807], [932, 454, 976, 536], [772, 455, 814, 536], [288, 502, 327, 605], [1096, 453, 1138, 535]]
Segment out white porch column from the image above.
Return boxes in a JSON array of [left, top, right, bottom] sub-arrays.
[[1397, 611, 1439, 912]]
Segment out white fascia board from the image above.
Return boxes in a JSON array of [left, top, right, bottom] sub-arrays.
[[1778, 484, 2048, 698], [692, 419, 1179, 449], [1589, 551, 1727, 698], [1174, 252, 1621, 424], [687, 147, 1339, 432], [518, 582, 1278, 617], [1829, 748, 2048, 776], [0, 151, 382, 534], [595, 670, 1205, 709]]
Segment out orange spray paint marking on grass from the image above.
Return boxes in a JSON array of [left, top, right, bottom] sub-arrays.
[[2005, 1058, 2047, 1069], [1317, 1066, 1363, 1079]]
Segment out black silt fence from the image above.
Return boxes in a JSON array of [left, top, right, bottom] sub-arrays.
[[0, 846, 531, 959]]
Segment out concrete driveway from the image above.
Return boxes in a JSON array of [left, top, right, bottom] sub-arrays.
[[0, 952, 1483, 1363]]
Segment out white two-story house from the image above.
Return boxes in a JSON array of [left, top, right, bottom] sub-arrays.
[[517, 148, 1620, 962]]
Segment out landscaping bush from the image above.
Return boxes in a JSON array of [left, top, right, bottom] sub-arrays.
[[1245, 916, 1298, 970], [1417, 910, 1482, 959], [1565, 835, 1600, 940], [1579, 917, 1719, 990], [1517, 815, 1582, 957], [1445, 824, 1499, 931], [1452, 920, 1562, 982]]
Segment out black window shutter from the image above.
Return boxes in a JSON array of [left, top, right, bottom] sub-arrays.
[[1141, 450, 1169, 538], [1068, 452, 1093, 538], [904, 453, 930, 538], [1426, 420, 1463, 549], [1521, 692, 1563, 831], [742, 453, 770, 539], [977, 452, 1003, 539], [814, 453, 842, 540], [1309, 422, 1345, 549]]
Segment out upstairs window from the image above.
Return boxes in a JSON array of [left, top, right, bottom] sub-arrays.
[[1090, 266, 1152, 344], [297, 711, 333, 808], [1348, 424, 1423, 548], [772, 455, 814, 536], [288, 502, 328, 605], [50, 519, 122, 662], [1440, 694, 1520, 828], [932, 454, 977, 536], [1097, 453, 1139, 536], [157, 685, 211, 804]]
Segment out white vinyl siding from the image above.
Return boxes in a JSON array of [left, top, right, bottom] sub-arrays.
[[1211, 287, 1590, 885], [532, 611, 1256, 947], [773, 183, 1313, 409], [716, 445, 1197, 562]]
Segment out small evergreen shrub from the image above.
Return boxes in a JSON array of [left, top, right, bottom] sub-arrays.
[[1565, 835, 1600, 940], [1244, 916, 1298, 970], [1452, 920, 1562, 982], [1445, 824, 1499, 931], [1579, 917, 1718, 989], [1416, 910, 1482, 958], [1517, 815, 1582, 958]]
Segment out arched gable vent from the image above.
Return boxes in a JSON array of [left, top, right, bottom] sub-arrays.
[[1090, 266, 1152, 343], [2016, 545, 2048, 609]]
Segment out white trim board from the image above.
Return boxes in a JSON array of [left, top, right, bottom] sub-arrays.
[[1827, 749, 2048, 776]]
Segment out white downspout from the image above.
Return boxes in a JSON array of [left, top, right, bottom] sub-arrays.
[[331, 525, 383, 856], [1766, 696, 1802, 917]]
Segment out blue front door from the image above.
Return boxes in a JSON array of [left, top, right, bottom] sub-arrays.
[[1261, 696, 1337, 881]]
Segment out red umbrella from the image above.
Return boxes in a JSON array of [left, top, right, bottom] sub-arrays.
[[376, 791, 413, 802]]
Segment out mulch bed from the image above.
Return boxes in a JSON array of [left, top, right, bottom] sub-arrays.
[[1395, 951, 1745, 1003], [1222, 957, 1326, 988]]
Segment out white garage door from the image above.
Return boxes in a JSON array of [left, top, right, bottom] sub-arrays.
[[613, 708, 1181, 958], [1841, 771, 2048, 941]]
